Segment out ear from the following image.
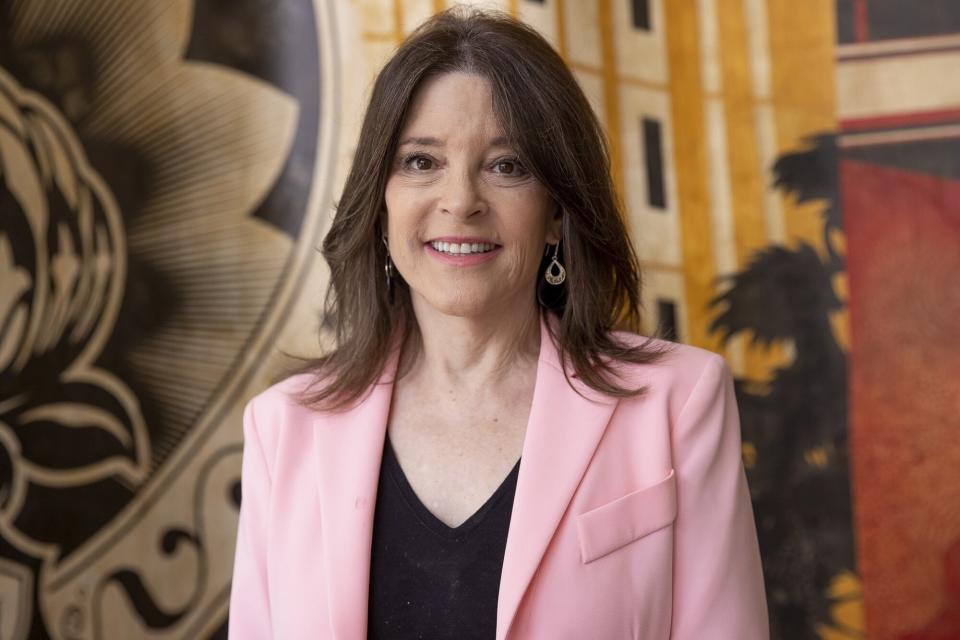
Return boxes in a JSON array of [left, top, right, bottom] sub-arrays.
[[545, 205, 562, 245], [379, 206, 389, 241]]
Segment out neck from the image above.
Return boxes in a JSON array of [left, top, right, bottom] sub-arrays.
[[404, 298, 542, 393]]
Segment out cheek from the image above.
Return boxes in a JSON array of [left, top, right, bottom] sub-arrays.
[[504, 205, 551, 259], [510, 243, 536, 271], [384, 188, 424, 252], [494, 232, 544, 288]]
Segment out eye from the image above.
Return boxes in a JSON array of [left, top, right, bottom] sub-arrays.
[[492, 157, 527, 176], [402, 154, 435, 171]]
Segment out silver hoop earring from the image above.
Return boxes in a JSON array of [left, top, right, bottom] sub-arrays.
[[544, 241, 566, 286], [382, 236, 395, 305]]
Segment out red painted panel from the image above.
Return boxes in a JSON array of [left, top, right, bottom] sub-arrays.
[[843, 160, 960, 639]]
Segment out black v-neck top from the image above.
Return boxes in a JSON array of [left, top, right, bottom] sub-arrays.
[[367, 434, 521, 640]]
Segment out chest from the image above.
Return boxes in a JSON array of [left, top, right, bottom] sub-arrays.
[[269, 385, 678, 640], [385, 389, 530, 528]]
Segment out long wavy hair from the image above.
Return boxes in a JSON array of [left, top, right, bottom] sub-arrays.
[[285, 6, 675, 411]]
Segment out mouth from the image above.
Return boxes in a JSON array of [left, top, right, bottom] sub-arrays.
[[426, 239, 500, 256]]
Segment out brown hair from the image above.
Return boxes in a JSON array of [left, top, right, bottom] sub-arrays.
[[285, 6, 675, 411]]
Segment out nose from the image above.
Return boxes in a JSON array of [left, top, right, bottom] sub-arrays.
[[438, 168, 486, 219]]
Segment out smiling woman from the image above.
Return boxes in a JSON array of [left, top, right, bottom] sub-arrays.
[[296, 6, 671, 410], [384, 72, 560, 322], [228, 6, 769, 640]]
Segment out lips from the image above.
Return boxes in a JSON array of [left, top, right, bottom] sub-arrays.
[[428, 240, 496, 255], [424, 236, 501, 256], [423, 236, 503, 265]]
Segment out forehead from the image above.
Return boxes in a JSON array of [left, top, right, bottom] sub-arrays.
[[398, 72, 505, 142]]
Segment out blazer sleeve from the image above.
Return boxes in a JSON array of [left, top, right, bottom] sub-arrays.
[[228, 398, 273, 639], [669, 355, 769, 639]]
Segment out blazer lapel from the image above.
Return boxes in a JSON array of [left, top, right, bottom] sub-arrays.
[[496, 315, 620, 640], [312, 349, 399, 640], [311, 316, 619, 640]]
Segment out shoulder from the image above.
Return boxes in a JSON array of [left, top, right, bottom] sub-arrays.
[[242, 372, 322, 454], [607, 330, 728, 382], [248, 371, 317, 410], [603, 330, 731, 417]]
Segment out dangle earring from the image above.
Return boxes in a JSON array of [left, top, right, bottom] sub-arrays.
[[382, 236, 395, 305], [543, 240, 566, 285]]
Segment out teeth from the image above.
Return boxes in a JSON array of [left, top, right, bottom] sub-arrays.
[[430, 241, 496, 255]]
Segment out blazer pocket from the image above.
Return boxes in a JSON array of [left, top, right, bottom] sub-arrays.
[[576, 468, 677, 564]]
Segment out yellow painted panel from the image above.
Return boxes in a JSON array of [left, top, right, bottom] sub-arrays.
[[717, 0, 791, 378], [766, 0, 837, 254], [662, 1, 719, 351], [597, 0, 625, 202]]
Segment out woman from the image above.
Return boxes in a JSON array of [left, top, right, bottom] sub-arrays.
[[229, 7, 768, 640]]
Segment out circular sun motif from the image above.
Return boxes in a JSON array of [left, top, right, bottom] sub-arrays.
[[1, 0, 336, 635], [0, 60, 146, 548]]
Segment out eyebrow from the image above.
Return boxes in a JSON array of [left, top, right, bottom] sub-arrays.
[[396, 135, 512, 148]]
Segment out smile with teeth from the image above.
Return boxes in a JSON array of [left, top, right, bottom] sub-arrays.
[[429, 241, 497, 255]]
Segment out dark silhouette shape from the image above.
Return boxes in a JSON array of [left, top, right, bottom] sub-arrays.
[[708, 133, 857, 639]]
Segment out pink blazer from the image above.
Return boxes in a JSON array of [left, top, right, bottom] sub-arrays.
[[228, 318, 769, 639]]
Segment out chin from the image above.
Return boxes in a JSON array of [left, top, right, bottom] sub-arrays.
[[414, 287, 504, 319], [430, 296, 490, 318]]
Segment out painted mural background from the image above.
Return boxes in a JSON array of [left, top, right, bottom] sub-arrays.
[[0, 0, 956, 638]]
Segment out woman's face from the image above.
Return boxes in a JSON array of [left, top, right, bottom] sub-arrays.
[[383, 72, 561, 321]]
